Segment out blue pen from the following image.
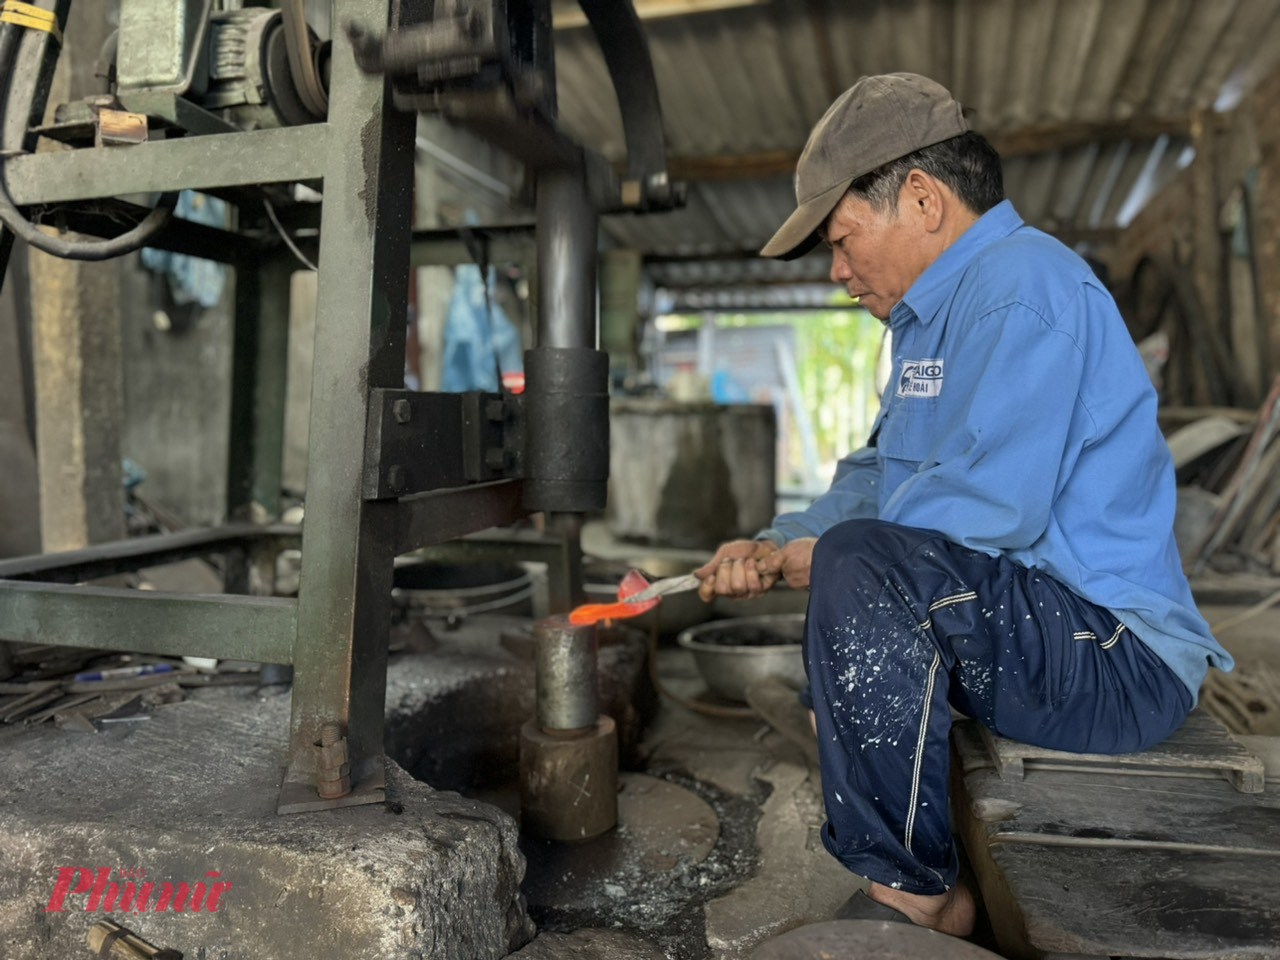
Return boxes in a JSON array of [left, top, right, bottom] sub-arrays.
[[74, 663, 177, 683]]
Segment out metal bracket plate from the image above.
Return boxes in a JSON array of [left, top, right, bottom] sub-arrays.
[[276, 763, 387, 815], [363, 388, 513, 500]]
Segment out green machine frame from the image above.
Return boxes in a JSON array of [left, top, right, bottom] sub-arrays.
[[0, 0, 680, 814], [0, 0, 530, 814]]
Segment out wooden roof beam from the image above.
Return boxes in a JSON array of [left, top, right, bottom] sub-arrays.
[[659, 116, 1191, 182], [992, 116, 1189, 157]]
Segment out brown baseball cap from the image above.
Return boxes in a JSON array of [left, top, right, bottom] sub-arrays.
[[760, 73, 970, 260]]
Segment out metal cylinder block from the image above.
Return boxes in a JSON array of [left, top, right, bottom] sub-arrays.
[[519, 715, 618, 842], [522, 346, 609, 512], [534, 616, 598, 732]]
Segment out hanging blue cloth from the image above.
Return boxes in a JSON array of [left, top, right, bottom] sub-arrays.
[[141, 191, 228, 308], [441, 264, 523, 392]]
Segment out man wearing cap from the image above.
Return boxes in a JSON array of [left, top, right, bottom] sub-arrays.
[[695, 73, 1231, 937]]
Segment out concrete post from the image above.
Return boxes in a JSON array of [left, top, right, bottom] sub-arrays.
[[27, 4, 125, 551]]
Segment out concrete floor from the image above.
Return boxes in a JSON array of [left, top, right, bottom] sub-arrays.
[[7, 624, 1275, 960], [3, 519, 1275, 960], [0, 638, 860, 960], [564, 644, 865, 958]]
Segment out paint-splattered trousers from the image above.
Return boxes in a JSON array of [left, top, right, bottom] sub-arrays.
[[804, 518, 1193, 895]]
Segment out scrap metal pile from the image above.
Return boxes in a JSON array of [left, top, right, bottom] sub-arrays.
[[0, 643, 257, 732], [1169, 374, 1280, 582], [1166, 374, 1280, 736]]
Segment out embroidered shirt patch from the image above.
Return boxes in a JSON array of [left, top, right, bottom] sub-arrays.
[[896, 359, 944, 398]]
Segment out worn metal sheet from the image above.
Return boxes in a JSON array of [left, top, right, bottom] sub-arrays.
[[553, 0, 1280, 286], [561, 0, 1280, 151]]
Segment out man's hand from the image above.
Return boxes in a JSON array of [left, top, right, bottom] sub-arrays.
[[695, 539, 780, 602], [757, 537, 817, 591]]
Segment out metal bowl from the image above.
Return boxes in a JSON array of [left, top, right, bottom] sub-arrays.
[[676, 614, 806, 703]]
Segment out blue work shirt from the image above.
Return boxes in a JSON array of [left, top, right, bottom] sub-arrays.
[[761, 200, 1231, 700]]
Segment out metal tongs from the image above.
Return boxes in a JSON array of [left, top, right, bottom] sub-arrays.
[[622, 572, 703, 605]]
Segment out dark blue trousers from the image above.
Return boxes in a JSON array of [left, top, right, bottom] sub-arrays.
[[805, 519, 1192, 895]]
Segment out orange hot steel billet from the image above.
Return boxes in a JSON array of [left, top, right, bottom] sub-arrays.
[[568, 569, 661, 625]]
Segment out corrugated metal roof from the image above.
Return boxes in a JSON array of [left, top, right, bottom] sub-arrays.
[[551, 0, 1280, 285]]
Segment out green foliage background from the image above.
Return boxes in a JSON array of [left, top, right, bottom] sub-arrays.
[[667, 305, 887, 490]]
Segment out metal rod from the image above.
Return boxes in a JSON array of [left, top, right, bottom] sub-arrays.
[[4, 124, 330, 205], [534, 615, 597, 732], [544, 512, 585, 611], [576, 0, 669, 187], [409, 224, 534, 269], [0, 524, 299, 582], [535, 168, 597, 350], [0, 581, 296, 663], [46, 197, 254, 265], [393, 480, 527, 555]]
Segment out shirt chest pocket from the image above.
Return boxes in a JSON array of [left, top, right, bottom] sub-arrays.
[[877, 406, 934, 471]]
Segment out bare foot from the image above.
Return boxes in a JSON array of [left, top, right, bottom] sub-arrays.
[[868, 880, 976, 938]]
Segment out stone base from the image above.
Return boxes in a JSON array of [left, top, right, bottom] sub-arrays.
[[0, 684, 532, 960]]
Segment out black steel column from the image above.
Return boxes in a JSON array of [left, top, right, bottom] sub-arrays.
[[226, 250, 292, 527], [535, 168, 597, 350], [527, 167, 607, 606], [226, 247, 292, 680], [524, 167, 609, 519]]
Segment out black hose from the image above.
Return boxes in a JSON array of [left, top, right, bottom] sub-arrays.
[[0, 22, 178, 262]]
